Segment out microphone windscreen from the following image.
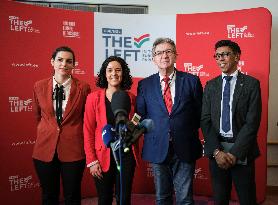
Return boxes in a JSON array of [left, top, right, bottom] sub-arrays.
[[139, 119, 154, 133], [111, 90, 131, 118], [102, 124, 115, 147]]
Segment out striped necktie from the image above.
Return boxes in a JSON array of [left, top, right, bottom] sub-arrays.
[[163, 76, 173, 114]]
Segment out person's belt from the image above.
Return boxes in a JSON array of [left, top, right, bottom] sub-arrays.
[[219, 133, 235, 143]]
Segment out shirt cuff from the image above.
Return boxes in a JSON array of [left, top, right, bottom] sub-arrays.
[[87, 160, 99, 168]]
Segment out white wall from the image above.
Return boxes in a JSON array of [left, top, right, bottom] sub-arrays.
[[28, 0, 278, 142]]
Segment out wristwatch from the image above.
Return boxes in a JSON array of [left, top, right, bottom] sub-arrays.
[[213, 149, 220, 158]]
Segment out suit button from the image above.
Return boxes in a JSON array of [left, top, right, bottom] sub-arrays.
[[57, 127, 60, 131]]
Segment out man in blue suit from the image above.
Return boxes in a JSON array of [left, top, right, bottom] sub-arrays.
[[136, 37, 203, 205]]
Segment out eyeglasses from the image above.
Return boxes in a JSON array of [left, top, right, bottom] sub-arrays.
[[153, 49, 175, 57], [213, 52, 232, 60]]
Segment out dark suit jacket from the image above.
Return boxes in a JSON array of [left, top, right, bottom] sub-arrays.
[[32, 77, 91, 162], [201, 72, 262, 162], [136, 70, 203, 163]]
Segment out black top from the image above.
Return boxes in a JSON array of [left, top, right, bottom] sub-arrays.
[[105, 96, 115, 127]]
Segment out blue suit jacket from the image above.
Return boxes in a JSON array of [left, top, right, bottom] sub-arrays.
[[136, 70, 203, 163]]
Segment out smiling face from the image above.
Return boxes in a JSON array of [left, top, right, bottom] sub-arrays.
[[51, 51, 74, 77], [214, 46, 240, 75], [105, 61, 123, 89], [152, 42, 176, 75]]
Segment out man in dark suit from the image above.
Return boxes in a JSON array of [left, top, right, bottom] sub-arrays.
[[201, 40, 262, 205], [136, 37, 203, 205]]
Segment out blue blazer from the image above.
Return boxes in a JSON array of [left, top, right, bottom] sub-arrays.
[[136, 70, 203, 163]]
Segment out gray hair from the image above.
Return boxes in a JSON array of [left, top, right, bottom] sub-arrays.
[[152, 37, 177, 57]]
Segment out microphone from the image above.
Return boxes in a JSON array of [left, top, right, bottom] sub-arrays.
[[122, 121, 136, 153], [102, 124, 115, 145], [111, 90, 131, 128], [124, 118, 154, 152], [102, 124, 120, 171], [109, 91, 133, 168], [131, 113, 141, 126], [138, 119, 154, 133], [122, 113, 141, 152]]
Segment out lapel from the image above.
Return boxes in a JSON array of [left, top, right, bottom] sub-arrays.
[[232, 72, 244, 115], [171, 70, 182, 115], [62, 78, 81, 123], [153, 73, 168, 113], [99, 89, 107, 125], [214, 76, 223, 130], [46, 78, 56, 118], [43, 78, 58, 126]]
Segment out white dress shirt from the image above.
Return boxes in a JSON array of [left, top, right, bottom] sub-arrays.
[[159, 69, 176, 105], [52, 76, 72, 118]]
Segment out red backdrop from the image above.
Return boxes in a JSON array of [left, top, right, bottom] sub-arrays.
[[0, 1, 271, 204], [176, 8, 271, 202]]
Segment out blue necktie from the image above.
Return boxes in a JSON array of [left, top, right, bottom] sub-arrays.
[[222, 76, 233, 133]]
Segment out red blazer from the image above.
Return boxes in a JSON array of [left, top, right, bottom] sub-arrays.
[[83, 89, 140, 172], [32, 77, 91, 162]]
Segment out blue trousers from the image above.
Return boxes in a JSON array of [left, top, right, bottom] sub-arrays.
[[151, 142, 195, 205]]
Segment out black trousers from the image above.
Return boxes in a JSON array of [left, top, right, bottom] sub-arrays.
[[33, 153, 85, 205], [94, 149, 136, 205], [209, 159, 257, 205]]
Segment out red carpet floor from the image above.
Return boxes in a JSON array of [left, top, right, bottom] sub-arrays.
[[60, 186, 278, 205], [80, 194, 240, 205]]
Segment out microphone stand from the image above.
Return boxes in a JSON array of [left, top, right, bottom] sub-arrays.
[[117, 123, 127, 205]]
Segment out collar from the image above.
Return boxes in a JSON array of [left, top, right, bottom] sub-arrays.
[[53, 76, 72, 88], [222, 69, 238, 80], [159, 69, 176, 83]]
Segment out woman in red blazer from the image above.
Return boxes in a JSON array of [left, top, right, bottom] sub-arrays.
[[83, 56, 139, 205], [32, 46, 91, 205]]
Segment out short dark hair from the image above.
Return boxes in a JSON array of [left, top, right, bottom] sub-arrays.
[[215, 40, 241, 55], [152, 37, 177, 57], [96, 56, 133, 90], [51, 46, 75, 64]]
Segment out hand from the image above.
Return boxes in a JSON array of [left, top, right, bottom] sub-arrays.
[[215, 151, 233, 170], [227, 152, 237, 166], [89, 162, 103, 179]]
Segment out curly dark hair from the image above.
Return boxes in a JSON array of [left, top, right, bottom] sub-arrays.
[[215, 40, 241, 55], [96, 56, 133, 90]]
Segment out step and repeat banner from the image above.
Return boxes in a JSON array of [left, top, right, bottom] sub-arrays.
[[0, 1, 271, 204]]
